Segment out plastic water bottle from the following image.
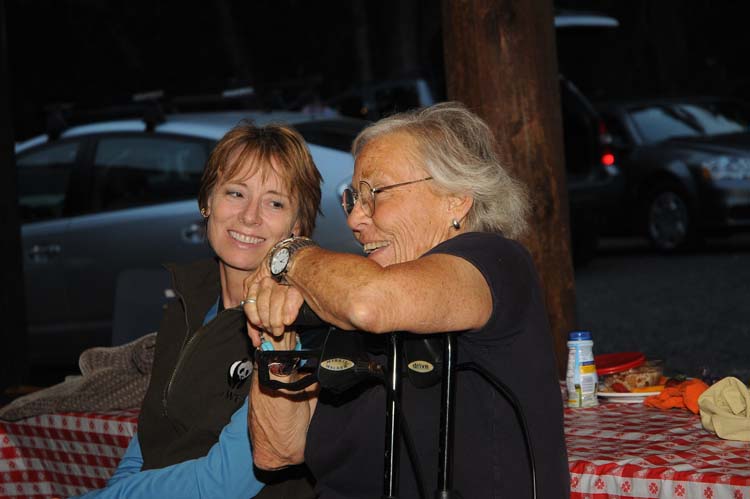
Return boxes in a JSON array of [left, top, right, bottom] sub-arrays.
[[566, 330, 598, 408]]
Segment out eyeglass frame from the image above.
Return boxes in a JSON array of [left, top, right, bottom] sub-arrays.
[[341, 176, 433, 216]]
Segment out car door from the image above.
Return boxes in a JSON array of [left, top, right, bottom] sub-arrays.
[[63, 133, 214, 351], [16, 139, 85, 363]]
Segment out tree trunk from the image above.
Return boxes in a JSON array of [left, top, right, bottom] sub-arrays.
[[0, 0, 29, 391], [442, 0, 576, 377]]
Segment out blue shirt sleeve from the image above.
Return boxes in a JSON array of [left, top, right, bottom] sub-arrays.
[[106, 434, 143, 486], [73, 398, 263, 499]]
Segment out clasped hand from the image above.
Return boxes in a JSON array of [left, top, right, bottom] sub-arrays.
[[242, 264, 304, 350]]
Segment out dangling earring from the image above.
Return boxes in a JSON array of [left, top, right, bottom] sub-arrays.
[[200, 207, 209, 218], [452, 218, 461, 230]]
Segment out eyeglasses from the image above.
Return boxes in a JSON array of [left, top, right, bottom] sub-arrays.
[[341, 177, 433, 217]]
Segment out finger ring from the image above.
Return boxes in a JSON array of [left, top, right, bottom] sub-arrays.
[[241, 297, 257, 305]]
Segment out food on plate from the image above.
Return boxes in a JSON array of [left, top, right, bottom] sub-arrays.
[[630, 384, 665, 393], [598, 361, 664, 393]]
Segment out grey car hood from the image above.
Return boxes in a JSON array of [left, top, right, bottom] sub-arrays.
[[668, 132, 750, 156]]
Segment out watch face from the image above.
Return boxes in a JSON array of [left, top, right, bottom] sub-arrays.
[[271, 248, 290, 276]]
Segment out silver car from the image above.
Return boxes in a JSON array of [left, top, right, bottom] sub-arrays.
[[15, 111, 367, 365]]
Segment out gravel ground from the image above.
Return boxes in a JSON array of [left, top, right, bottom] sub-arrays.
[[575, 234, 750, 383]]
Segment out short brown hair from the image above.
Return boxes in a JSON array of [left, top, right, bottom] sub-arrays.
[[198, 122, 322, 236]]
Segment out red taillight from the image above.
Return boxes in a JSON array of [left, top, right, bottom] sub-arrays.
[[601, 152, 615, 166]]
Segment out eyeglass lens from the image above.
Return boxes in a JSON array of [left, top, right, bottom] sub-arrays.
[[341, 182, 374, 217], [342, 188, 355, 215]]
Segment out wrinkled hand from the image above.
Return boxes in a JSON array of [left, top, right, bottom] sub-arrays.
[[243, 267, 304, 349]]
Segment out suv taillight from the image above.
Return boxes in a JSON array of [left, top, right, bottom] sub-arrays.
[[598, 120, 616, 168]]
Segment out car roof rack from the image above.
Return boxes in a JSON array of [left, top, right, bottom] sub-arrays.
[[41, 82, 335, 141], [42, 87, 248, 141], [554, 9, 619, 28], [43, 96, 169, 141]]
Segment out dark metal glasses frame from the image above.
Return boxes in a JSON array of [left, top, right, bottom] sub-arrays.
[[341, 177, 433, 216]]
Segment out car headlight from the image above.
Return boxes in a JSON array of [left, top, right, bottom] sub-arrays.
[[701, 156, 750, 180]]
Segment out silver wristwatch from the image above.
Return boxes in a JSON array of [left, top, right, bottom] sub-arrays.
[[268, 236, 318, 283]]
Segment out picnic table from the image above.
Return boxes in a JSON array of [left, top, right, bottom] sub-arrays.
[[566, 401, 750, 499], [1, 401, 748, 498], [0, 409, 137, 498]]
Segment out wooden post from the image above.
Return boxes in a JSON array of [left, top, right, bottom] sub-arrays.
[[0, 0, 29, 391], [442, 0, 575, 377]]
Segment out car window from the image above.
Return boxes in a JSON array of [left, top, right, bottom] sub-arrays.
[[92, 136, 208, 212], [17, 141, 80, 223], [678, 103, 748, 136], [628, 106, 702, 143]]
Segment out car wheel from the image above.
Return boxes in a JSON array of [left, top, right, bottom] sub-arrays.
[[645, 187, 695, 251]]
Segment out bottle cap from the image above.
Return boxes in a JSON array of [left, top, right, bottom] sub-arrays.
[[568, 330, 592, 341]]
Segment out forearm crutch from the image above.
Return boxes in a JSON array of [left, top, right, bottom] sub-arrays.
[[435, 333, 461, 498], [383, 331, 403, 499]]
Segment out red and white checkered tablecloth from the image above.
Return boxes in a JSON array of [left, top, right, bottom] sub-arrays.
[[1, 402, 749, 499], [0, 409, 138, 499], [566, 402, 750, 499]]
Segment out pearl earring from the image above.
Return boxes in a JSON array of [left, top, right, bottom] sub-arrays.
[[452, 218, 461, 230]]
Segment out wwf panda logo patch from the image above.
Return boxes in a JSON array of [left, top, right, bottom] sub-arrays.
[[228, 358, 253, 389]]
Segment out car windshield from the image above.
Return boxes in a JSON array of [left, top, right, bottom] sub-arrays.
[[629, 101, 750, 143]]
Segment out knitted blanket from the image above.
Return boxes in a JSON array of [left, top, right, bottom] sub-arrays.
[[0, 333, 156, 421]]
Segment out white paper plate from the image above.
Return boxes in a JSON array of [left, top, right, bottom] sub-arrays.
[[597, 391, 661, 404]]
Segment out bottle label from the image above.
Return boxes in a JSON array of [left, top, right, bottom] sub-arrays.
[[566, 342, 598, 408]]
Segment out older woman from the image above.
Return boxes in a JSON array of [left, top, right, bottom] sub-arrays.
[[80, 123, 318, 498], [244, 102, 570, 498]]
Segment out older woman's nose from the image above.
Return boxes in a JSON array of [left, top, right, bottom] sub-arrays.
[[346, 196, 370, 230]]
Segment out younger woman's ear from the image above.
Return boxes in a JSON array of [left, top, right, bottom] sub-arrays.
[[291, 220, 302, 238], [202, 195, 214, 218]]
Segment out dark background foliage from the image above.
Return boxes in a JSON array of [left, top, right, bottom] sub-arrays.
[[7, 0, 750, 141]]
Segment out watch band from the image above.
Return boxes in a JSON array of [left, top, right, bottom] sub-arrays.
[[269, 236, 318, 282]]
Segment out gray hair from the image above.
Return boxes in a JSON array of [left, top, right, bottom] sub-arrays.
[[351, 102, 529, 239]]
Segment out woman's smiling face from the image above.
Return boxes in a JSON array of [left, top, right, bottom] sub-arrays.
[[347, 132, 454, 267], [206, 155, 299, 273]]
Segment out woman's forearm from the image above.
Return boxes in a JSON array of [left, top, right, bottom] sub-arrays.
[[286, 247, 392, 331], [288, 247, 492, 334], [248, 370, 319, 470]]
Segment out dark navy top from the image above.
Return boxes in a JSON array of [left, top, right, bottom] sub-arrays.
[[304, 232, 570, 499]]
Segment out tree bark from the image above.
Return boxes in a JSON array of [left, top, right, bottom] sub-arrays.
[[0, 0, 29, 391], [442, 0, 575, 377]]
